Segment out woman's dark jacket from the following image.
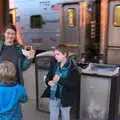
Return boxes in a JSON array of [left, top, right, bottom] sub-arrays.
[[0, 40, 32, 85], [42, 57, 80, 107]]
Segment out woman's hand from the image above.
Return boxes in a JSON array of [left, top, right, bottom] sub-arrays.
[[27, 49, 36, 59], [22, 45, 36, 59]]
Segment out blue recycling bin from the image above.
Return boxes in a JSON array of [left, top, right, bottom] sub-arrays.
[[79, 63, 120, 120]]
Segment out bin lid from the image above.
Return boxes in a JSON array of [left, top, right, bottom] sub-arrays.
[[82, 63, 119, 77]]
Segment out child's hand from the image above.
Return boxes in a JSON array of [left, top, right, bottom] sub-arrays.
[[48, 81, 56, 86], [53, 74, 60, 81]]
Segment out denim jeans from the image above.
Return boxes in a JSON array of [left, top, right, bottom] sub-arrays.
[[50, 85, 57, 99], [49, 99, 71, 120]]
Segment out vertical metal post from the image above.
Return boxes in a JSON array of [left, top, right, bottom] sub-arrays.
[[4, 0, 9, 25], [100, 0, 109, 63]]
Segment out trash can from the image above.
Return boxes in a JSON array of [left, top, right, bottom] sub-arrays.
[[79, 63, 120, 120], [35, 56, 52, 112]]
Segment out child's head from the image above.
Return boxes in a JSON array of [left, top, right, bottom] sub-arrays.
[[54, 44, 69, 62], [0, 61, 16, 82]]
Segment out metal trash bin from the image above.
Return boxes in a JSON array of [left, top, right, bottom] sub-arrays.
[[35, 56, 52, 112], [80, 63, 120, 120]]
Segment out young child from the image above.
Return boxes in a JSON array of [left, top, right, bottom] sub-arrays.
[[0, 61, 28, 120], [42, 44, 80, 120]]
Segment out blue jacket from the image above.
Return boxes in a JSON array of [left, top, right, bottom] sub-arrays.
[[0, 83, 28, 120]]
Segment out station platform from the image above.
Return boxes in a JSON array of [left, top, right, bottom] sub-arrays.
[[22, 63, 120, 120], [22, 99, 49, 120], [22, 63, 49, 120]]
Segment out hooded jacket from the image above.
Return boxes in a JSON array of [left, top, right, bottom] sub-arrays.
[[0, 83, 28, 120]]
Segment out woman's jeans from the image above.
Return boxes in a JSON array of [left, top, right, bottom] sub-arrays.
[[49, 98, 71, 120]]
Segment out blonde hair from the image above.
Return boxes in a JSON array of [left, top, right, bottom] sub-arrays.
[[0, 61, 16, 81]]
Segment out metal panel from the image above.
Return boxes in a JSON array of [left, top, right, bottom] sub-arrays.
[[37, 69, 49, 112], [80, 75, 111, 120], [35, 56, 52, 112], [107, 1, 120, 64], [60, 3, 80, 58], [80, 63, 120, 120], [108, 2, 120, 46], [0, 0, 9, 26], [107, 47, 120, 64], [118, 97, 120, 120], [62, 4, 80, 44]]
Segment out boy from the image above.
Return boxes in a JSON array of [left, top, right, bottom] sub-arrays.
[[0, 61, 28, 120]]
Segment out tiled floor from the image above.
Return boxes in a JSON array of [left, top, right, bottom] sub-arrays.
[[22, 99, 49, 120], [22, 64, 49, 120], [22, 64, 120, 120]]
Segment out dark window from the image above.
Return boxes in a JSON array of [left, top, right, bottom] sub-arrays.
[[31, 15, 44, 28], [113, 5, 120, 27]]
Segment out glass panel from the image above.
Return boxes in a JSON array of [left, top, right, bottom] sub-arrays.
[[67, 8, 76, 27], [31, 15, 43, 28], [113, 5, 120, 27]]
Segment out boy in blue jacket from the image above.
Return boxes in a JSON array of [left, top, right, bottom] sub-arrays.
[[0, 61, 28, 120]]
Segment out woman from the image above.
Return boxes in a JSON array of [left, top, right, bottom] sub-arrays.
[[0, 24, 35, 85], [42, 44, 80, 120]]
